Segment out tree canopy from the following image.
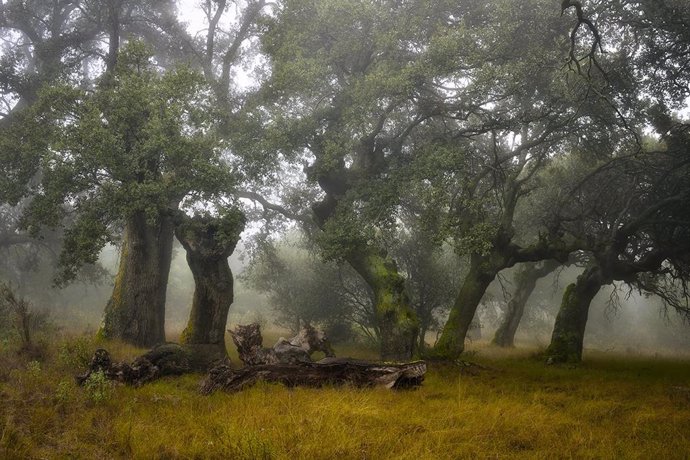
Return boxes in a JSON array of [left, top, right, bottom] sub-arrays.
[[0, 0, 689, 361]]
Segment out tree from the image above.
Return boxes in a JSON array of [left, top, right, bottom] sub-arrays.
[[21, 42, 230, 347], [244, 235, 371, 339], [492, 260, 561, 347], [389, 220, 461, 351], [257, 0, 463, 359], [399, 0, 593, 359], [539, 0, 690, 363], [175, 210, 245, 365]]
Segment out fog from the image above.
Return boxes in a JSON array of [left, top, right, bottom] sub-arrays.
[[20, 252, 687, 359], [475, 265, 690, 357]]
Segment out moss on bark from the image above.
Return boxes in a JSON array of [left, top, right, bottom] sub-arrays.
[[432, 252, 501, 360], [348, 250, 419, 361], [175, 211, 245, 367], [545, 266, 605, 364], [101, 212, 175, 347]]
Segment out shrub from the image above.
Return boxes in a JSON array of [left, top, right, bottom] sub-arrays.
[[83, 370, 112, 404], [57, 337, 93, 370]]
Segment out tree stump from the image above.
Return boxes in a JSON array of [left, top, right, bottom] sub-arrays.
[[230, 323, 335, 366]]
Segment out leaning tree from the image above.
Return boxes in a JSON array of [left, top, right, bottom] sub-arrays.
[[253, 0, 473, 359], [399, 0, 596, 359], [537, 0, 690, 363]]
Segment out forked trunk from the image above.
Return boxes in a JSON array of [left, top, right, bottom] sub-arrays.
[[545, 265, 605, 364], [348, 249, 419, 361], [175, 212, 244, 368], [434, 254, 498, 359], [101, 212, 175, 347]]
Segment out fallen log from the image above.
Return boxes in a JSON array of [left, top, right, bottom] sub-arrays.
[[199, 357, 427, 394], [76, 343, 202, 386]]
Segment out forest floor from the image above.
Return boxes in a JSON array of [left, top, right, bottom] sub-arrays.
[[1, 333, 690, 459]]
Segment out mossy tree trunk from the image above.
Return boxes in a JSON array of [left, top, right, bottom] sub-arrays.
[[493, 260, 560, 347], [347, 249, 419, 361], [545, 265, 606, 364], [102, 212, 175, 347], [175, 211, 245, 368], [433, 253, 499, 359], [312, 189, 419, 362]]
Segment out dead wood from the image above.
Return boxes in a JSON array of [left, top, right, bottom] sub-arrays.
[[76, 343, 206, 387], [230, 323, 335, 366], [199, 357, 427, 394]]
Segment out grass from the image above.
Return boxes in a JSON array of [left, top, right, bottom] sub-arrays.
[[1, 335, 690, 459]]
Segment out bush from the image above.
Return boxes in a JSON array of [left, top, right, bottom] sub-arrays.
[[83, 370, 112, 404], [57, 336, 94, 370]]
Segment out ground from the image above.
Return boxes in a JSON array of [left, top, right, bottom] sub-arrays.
[[1, 334, 689, 459]]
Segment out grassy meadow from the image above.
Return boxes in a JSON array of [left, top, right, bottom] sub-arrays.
[[1, 333, 690, 459]]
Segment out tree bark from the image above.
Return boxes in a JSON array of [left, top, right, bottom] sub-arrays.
[[347, 249, 419, 361], [101, 212, 175, 347], [312, 193, 419, 361], [77, 344, 194, 387], [199, 358, 427, 394], [545, 265, 605, 364], [493, 260, 560, 347], [175, 212, 244, 368], [433, 253, 498, 359], [230, 323, 335, 366]]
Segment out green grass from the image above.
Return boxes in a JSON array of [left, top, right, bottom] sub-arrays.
[[1, 336, 690, 459]]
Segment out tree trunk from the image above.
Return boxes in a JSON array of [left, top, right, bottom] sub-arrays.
[[493, 260, 560, 347], [434, 254, 498, 359], [175, 212, 244, 368], [347, 249, 419, 361], [101, 212, 174, 347], [417, 321, 429, 352], [545, 265, 605, 364]]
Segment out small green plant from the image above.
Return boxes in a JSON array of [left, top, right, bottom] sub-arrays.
[[54, 380, 75, 404], [83, 370, 112, 404], [57, 337, 93, 369]]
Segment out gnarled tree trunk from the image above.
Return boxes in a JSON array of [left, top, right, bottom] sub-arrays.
[[101, 212, 175, 347], [313, 193, 418, 361], [434, 253, 498, 359], [493, 260, 560, 347], [175, 211, 245, 368], [545, 265, 605, 364], [347, 249, 419, 361]]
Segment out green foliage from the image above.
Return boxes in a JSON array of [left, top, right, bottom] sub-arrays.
[[20, 41, 234, 285], [83, 370, 113, 404], [315, 206, 373, 263], [454, 222, 499, 256], [54, 379, 76, 404], [25, 360, 42, 379], [243, 235, 367, 335], [57, 337, 94, 370]]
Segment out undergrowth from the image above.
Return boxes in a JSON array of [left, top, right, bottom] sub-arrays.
[[1, 334, 690, 459]]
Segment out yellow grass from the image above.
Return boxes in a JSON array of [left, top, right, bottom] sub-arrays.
[[1, 337, 690, 459]]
